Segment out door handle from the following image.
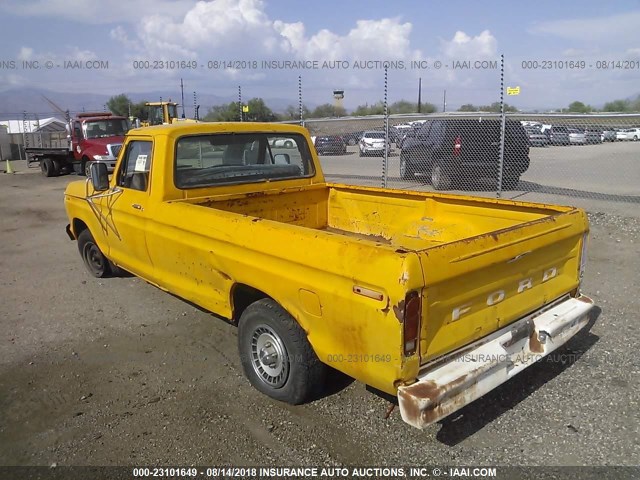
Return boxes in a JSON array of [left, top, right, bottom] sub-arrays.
[[132, 204, 144, 211]]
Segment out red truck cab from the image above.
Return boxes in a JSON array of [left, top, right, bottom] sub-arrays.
[[70, 113, 129, 175]]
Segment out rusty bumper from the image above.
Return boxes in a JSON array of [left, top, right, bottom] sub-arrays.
[[398, 295, 594, 429]]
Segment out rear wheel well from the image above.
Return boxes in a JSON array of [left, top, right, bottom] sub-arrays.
[[231, 284, 270, 323], [72, 219, 88, 240]]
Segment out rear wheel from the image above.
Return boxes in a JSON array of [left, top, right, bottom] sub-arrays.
[[431, 161, 453, 190], [77, 229, 112, 278], [40, 157, 59, 177], [399, 154, 415, 180], [238, 298, 326, 404]]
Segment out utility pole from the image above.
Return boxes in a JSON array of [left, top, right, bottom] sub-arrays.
[[443, 90, 447, 112], [417, 77, 422, 113]]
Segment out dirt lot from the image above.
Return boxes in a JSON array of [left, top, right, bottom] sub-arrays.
[[0, 168, 638, 469]]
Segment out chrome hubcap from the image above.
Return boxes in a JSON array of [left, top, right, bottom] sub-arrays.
[[251, 325, 288, 388]]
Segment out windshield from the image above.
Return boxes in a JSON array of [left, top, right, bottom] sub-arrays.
[[363, 132, 385, 139], [174, 132, 315, 188], [83, 119, 129, 139]]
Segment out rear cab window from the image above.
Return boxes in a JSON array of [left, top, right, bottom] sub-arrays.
[[174, 133, 314, 188]]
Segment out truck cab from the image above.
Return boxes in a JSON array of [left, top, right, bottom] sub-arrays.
[[70, 112, 129, 175]]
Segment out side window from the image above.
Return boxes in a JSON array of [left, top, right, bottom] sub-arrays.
[[73, 122, 82, 139], [117, 140, 152, 192], [428, 120, 445, 144], [417, 122, 431, 139]]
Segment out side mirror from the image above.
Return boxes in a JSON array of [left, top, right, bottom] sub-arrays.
[[89, 162, 109, 191], [273, 153, 290, 165]]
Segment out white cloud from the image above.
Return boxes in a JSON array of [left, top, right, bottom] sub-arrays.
[[441, 30, 497, 58], [14, 45, 97, 65], [111, 0, 420, 63], [0, 0, 194, 24], [530, 12, 640, 45]]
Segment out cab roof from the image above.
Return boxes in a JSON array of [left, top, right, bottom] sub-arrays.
[[128, 122, 309, 139]]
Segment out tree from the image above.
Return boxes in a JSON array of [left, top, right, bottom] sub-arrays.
[[458, 104, 479, 112], [203, 98, 277, 122], [244, 98, 277, 122], [567, 101, 592, 113], [309, 103, 346, 118], [282, 104, 311, 120], [602, 99, 630, 112], [106, 94, 148, 119], [203, 102, 241, 122], [352, 102, 385, 116], [477, 102, 517, 113]]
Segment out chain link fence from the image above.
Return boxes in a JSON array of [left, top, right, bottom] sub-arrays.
[[304, 113, 640, 218]]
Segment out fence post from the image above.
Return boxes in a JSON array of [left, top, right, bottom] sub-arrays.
[[497, 54, 506, 198], [298, 75, 304, 126], [382, 66, 389, 188]]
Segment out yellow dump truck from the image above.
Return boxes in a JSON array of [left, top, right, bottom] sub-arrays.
[[64, 122, 594, 429]]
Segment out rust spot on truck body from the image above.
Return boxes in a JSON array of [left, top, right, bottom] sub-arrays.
[[392, 299, 405, 323]]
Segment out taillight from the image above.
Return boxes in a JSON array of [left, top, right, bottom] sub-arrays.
[[403, 291, 421, 356], [453, 136, 462, 156]]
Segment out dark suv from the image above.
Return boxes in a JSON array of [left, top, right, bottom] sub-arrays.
[[399, 118, 530, 190]]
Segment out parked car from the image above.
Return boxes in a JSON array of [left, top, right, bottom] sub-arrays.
[[342, 131, 364, 146], [524, 125, 549, 147], [314, 135, 347, 155], [616, 129, 630, 141], [625, 128, 640, 141], [568, 128, 586, 145], [359, 131, 391, 156], [390, 124, 413, 144], [400, 118, 530, 190], [601, 129, 617, 142], [270, 137, 296, 148], [584, 128, 603, 144], [546, 125, 570, 145], [397, 124, 422, 149]]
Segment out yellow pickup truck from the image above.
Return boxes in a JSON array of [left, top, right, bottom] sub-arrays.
[[64, 122, 594, 429]]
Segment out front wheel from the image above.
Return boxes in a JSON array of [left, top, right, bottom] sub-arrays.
[[77, 230, 112, 278], [238, 299, 325, 404]]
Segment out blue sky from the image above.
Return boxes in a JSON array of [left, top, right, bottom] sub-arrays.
[[0, 0, 639, 112]]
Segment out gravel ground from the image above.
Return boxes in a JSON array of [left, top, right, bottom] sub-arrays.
[[0, 170, 638, 470]]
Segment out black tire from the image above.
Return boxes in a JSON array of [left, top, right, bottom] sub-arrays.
[[238, 298, 325, 404], [431, 161, 453, 190], [399, 154, 415, 180], [634, 135, 638, 142], [41, 158, 58, 177], [77, 229, 112, 278], [84, 159, 92, 178]]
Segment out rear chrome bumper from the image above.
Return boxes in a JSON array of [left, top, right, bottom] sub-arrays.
[[398, 295, 594, 429]]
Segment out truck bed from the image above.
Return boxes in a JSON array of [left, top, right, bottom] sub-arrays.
[[183, 183, 586, 364], [187, 183, 570, 251]]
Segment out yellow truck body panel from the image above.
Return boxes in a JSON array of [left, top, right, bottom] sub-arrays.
[[64, 122, 593, 428]]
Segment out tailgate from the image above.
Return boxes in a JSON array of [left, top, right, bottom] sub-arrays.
[[417, 209, 588, 363]]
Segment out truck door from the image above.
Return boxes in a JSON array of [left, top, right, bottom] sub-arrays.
[[107, 138, 155, 278], [71, 121, 83, 160]]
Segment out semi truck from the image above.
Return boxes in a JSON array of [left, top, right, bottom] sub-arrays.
[[26, 112, 129, 177]]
